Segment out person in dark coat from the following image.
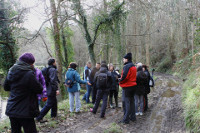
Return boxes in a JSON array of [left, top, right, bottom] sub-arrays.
[[89, 63, 100, 104], [36, 58, 60, 122], [109, 64, 121, 108], [142, 65, 151, 111], [90, 63, 112, 118], [135, 66, 148, 116], [119, 53, 137, 124], [4, 53, 43, 133]]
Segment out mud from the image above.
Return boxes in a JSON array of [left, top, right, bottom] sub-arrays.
[[41, 73, 186, 133]]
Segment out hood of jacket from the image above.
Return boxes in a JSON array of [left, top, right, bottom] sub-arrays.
[[99, 67, 108, 73], [7, 61, 34, 82], [68, 68, 76, 72]]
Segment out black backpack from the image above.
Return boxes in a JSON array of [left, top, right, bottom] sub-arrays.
[[42, 67, 50, 86], [137, 71, 148, 85], [97, 73, 108, 89]]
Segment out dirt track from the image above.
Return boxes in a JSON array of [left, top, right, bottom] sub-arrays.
[[44, 73, 186, 133]]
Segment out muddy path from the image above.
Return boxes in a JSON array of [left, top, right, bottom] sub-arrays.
[[46, 73, 186, 133]]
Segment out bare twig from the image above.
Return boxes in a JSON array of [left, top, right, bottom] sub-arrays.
[[39, 34, 52, 57]]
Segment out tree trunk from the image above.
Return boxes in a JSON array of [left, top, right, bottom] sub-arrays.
[[61, 26, 68, 67], [102, 0, 109, 63], [49, 0, 63, 96], [88, 44, 96, 66], [144, 8, 150, 67]]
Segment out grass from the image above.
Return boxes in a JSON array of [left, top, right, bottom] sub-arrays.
[[0, 93, 95, 132], [0, 119, 11, 133], [169, 50, 200, 133], [104, 123, 122, 133], [181, 71, 200, 133]]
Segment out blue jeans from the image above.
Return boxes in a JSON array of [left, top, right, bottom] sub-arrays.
[[83, 84, 92, 103], [69, 91, 81, 112], [37, 96, 57, 120], [134, 94, 144, 113], [122, 89, 136, 123]]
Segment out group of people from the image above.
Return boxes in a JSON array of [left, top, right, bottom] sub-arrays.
[[4, 53, 60, 133], [66, 52, 151, 124], [3, 52, 152, 133]]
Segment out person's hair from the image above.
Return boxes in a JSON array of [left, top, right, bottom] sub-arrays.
[[101, 63, 107, 68], [137, 66, 143, 71], [96, 62, 100, 65], [142, 65, 148, 71], [48, 58, 55, 66], [69, 62, 78, 70], [101, 61, 106, 64], [137, 62, 143, 67], [109, 63, 115, 70], [87, 61, 92, 65]]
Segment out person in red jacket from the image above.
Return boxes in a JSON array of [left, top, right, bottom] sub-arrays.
[[118, 53, 137, 124]]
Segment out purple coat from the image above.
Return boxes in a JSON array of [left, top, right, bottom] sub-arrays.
[[34, 68, 47, 100]]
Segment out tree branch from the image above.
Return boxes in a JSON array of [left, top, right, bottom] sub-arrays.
[[39, 34, 53, 57]]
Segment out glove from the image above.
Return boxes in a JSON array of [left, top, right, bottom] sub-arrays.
[[42, 97, 48, 102]]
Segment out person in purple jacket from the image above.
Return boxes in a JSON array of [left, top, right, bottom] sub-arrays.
[[34, 67, 47, 106]]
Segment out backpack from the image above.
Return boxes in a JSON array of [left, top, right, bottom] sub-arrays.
[[66, 72, 76, 88], [97, 73, 108, 89], [149, 76, 154, 87], [149, 69, 155, 87], [42, 67, 50, 86], [137, 71, 148, 85]]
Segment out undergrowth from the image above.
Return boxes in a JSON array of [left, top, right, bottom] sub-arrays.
[[170, 50, 200, 133]]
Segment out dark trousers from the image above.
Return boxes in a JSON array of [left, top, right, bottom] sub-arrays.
[[144, 93, 148, 111], [37, 96, 57, 120], [92, 87, 97, 104], [122, 89, 136, 123], [93, 89, 109, 117], [9, 117, 37, 133], [109, 90, 118, 107]]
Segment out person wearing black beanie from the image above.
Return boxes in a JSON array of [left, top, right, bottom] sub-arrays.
[[123, 53, 132, 61], [118, 53, 137, 124]]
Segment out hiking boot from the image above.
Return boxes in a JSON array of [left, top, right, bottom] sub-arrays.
[[130, 118, 136, 122], [100, 115, 106, 119], [90, 108, 96, 114], [118, 120, 129, 125], [36, 119, 48, 123]]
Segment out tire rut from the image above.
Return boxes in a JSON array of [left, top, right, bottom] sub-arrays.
[[48, 74, 186, 133]]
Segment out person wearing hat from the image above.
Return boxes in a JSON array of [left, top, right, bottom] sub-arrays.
[[36, 58, 60, 122], [4, 53, 43, 133], [65, 62, 91, 113], [119, 53, 137, 124]]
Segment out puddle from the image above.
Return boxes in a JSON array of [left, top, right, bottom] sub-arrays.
[[0, 97, 7, 121], [167, 79, 179, 87], [161, 89, 178, 98]]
